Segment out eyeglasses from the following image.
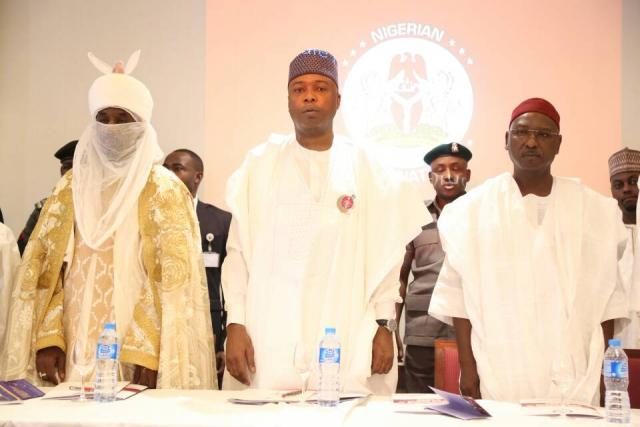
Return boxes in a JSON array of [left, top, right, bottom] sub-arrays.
[[509, 129, 560, 143]]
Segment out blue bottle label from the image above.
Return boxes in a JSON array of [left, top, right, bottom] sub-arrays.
[[604, 360, 628, 378], [319, 347, 341, 363], [96, 343, 118, 360]]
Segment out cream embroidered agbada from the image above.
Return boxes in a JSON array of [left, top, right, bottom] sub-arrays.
[[0, 51, 216, 388], [0, 167, 216, 388]]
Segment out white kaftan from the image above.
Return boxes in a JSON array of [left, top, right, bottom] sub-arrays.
[[429, 173, 628, 404], [222, 134, 424, 394], [615, 225, 640, 349], [0, 223, 20, 347]]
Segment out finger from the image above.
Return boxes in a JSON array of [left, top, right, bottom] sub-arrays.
[[246, 341, 256, 374], [140, 369, 152, 388], [234, 368, 249, 385], [371, 354, 381, 374], [57, 351, 66, 381], [46, 365, 59, 385], [227, 354, 248, 385], [133, 366, 141, 384], [236, 359, 250, 385], [147, 369, 158, 389], [383, 356, 393, 374]]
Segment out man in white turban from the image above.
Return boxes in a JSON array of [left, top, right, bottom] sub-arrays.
[[0, 52, 216, 389]]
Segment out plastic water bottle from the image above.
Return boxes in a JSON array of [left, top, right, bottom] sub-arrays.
[[318, 327, 340, 407], [94, 322, 118, 402], [603, 338, 630, 424]]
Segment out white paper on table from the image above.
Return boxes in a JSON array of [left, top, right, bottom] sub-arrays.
[[42, 381, 129, 400], [391, 393, 446, 414], [228, 389, 367, 405], [520, 399, 603, 418]]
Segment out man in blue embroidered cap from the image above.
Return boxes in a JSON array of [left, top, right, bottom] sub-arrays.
[[395, 142, 471, 392], [222, 49, 424, 394]]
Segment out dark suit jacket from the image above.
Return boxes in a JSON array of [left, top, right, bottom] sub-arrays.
[[197, 200, 232, 353]]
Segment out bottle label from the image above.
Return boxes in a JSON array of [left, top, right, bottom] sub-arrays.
[[319, 347, 341, 363], [96, 343, 118, 360], [604, 360, 628, 378]]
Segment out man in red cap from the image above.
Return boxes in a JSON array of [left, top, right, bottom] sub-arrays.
[[429, 98, 628, 404]]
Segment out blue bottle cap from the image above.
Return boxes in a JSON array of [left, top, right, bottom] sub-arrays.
[[325, 327, 336, 335], [608, 338, 621, 347], [104, 322, 116, 331]]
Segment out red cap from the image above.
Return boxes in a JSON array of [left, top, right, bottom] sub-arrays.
[[510, 98, 560, 129]]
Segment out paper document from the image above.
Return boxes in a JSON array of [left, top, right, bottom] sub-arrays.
[[520, 399, 602, 418], [0, 379, 45, 404]]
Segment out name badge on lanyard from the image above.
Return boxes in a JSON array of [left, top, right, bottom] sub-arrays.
[[203, 232, 220, 268]]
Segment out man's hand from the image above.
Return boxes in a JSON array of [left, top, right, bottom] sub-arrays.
[[459, 362, 481, 398], [395, 331, 404, 363], [216, 351, 226, 376], [225, 323, 255, 385], [35, 346, 66, 384], [133, 365, 158, 389], [371, 326, 394, 374]]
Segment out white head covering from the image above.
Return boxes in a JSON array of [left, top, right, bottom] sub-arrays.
[[73, 50, 163, 249], [88, 51, 153, 123], [71, 51, 163, 343]]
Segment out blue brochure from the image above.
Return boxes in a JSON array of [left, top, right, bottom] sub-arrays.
[[426, 387, 491, 420]]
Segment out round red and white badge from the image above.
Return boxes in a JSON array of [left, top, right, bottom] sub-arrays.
[[337, 194, 355, 213]]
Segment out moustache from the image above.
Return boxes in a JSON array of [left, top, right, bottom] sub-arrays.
[[431, 174, 467, 186]]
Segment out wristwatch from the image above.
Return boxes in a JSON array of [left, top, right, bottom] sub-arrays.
[[376, 318, 397, 333]]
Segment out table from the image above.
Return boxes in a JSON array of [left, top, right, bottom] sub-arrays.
[[1, 390, 639, 426]]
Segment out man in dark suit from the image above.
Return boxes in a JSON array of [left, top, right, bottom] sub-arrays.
[[164, 149, 231, 387]]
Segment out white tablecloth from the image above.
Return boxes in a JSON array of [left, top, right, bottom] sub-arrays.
[[1, 390, 639, 427]]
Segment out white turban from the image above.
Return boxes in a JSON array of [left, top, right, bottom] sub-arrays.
[[87, 50, 153, 122]]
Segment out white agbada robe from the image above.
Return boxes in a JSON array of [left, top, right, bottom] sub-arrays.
[[429, 173, 628, 404], [615, 225, 640, 349], [222, 134, 424, 393], [0, 223, 20, 347]]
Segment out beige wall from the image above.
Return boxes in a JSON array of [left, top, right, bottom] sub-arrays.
[[1, 0, 639, 235], [0, 0, 206, 234], [623, 0, 640, 150]]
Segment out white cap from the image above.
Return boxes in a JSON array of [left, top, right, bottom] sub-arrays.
[[87, 50, 153, 122]]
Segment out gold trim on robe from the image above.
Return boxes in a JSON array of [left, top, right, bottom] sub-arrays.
[[0, 166, 216, 389]]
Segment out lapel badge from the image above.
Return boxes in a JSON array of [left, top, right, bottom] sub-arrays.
[[337, 194, 356, 213]]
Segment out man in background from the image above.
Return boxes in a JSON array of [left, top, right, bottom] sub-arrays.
[[164, 148, 231, 387], [0, 222, 20, 347], [395, 142, 471, 392], [17, 140, 77, 254], [608, 147, 640, 349]]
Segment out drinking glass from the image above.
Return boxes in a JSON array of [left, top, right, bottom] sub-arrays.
[[293, 343, 310, 402], [72, 339, 95, 402], [551, 357, 575, 416]]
